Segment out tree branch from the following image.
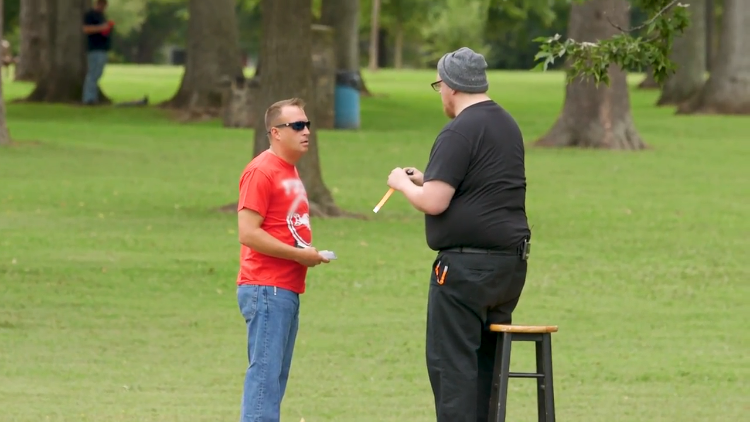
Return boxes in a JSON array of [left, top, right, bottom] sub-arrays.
[[605, 0, 684, 32]]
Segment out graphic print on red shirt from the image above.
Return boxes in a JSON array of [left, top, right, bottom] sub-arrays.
[[236, 150, 312, 294]]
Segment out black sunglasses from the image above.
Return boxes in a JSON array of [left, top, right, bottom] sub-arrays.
[[274, 120, 311, 131]]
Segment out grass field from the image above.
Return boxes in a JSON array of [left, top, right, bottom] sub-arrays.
[[1, 65, 748, 422]]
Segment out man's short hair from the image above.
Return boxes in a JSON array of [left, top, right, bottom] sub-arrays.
[[264, 98, 306, 132], [96, 0, 108, 5]]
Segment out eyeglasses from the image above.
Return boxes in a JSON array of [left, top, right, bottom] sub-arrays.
[[274, 120, 311, 131], [431, 80, 442, 92]]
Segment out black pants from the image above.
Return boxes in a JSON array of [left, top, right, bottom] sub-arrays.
[[426, 249, 528, 422]]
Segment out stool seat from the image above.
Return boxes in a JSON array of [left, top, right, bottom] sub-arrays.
[[490, 324, 558, 334], [489, 323, 558, 422]]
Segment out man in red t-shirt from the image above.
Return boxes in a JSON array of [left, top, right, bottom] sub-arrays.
[[235, 97, 330, 422]]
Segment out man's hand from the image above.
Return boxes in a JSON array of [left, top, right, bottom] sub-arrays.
[[294, 247, 330, 267], [403, 167, 424, 186], [387, 167, 413, 191]]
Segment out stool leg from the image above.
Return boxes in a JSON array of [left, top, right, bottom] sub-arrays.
[[535, 333, 556, 422], [534, 335, 547, 422], [534, 339, 546, 422], [489, 332, 512, 422]]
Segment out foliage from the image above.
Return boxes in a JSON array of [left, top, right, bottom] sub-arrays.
[[355, 0, 577, 69], [106, 0, 150, 35], [484, 0, 571, 69], [533, 0, 692, 85], [379, 0, 433, 38], [420, 0, 492, 65], [3, 0, 20, 39]]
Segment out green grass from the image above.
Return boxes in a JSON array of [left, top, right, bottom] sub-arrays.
[[1, 65, 748, 422]]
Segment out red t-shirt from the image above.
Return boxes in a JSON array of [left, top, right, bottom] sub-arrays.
[[236, 150, 312, 294]]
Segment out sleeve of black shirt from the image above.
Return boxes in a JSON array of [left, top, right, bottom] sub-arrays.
[[423, 129, 472, 189]]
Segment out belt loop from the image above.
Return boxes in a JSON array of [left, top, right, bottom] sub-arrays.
[[274, 286, 277, 295]]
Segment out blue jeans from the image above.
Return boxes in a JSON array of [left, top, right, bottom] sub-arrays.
[[82, 50, 108, 103], [237, 285, 300, 422]]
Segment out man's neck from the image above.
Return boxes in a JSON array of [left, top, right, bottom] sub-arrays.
[[268, 146, 298, 166], [453, 94, 491, 116]]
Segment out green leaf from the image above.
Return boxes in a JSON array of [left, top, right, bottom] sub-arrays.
[[530, 0, 690, 87]]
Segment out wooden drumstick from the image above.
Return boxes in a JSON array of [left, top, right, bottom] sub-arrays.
[[373, 169, 414, 213]]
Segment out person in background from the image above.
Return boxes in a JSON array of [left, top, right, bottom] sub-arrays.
[[82, 0, 113, 105]]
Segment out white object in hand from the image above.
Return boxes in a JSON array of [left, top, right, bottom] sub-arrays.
[[319, 250, 337, 260]]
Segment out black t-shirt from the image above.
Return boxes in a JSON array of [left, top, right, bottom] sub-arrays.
[[84, 9, 111, 51], [423, 100, 530, 251]]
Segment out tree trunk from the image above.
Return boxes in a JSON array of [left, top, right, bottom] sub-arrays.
[[0, 0, 12, 146], [319, 0, 372, 96], [222, 25, 336, 130], [367, 0, 381, 71], [656, 0, 706, 106], [320, 0, 359, 71], [24, 0, 110, 104], [534, 0, 645, 150], [15, 0, 46, 82], [246, 0, 354, 219], [161, 0, 243, 113], [394, 21, 404, 69], [705, 0, 714, 72], [638, 68, 659, 89], [678, 0, 750, 114]]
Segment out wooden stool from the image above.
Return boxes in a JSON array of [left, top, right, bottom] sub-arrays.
[[488, 324, 558, 422]]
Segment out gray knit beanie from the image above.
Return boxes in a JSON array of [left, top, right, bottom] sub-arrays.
[[437, 47, 489, 93]]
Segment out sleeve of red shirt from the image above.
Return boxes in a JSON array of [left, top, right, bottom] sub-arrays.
[[237, 168, 272, 217]]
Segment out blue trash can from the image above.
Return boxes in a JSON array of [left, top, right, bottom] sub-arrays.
[[334, 71, 361, 129]]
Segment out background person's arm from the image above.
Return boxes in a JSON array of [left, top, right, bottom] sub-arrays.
[[82, 24, 109, 34], [82, 12, 109, 34]]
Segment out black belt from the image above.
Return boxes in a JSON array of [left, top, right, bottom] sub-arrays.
[[440, 247, 517, 255], [440, 238, 531, 260]]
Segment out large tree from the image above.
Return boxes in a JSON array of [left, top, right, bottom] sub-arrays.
[[678, 0, 750, 114], [25, 0, 110, 104], [320, 0, 359, 72], [249, 0, 348, 218], [161, 0, 243, 112], [656, 0, 706, 106], [319, 0, 372, 95], [535, 0, 645, 150], [0, 0, 11, 146], [15, 0, 46, 82], [367, 0, 381, 71]]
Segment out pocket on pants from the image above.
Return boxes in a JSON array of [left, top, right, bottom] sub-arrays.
[[237, 285, 260, 320], [431, 252, 511, 288]]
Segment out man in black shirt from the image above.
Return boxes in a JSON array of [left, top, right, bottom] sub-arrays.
[[386, 46, 531, 422], [82, 0, 113, 105]]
